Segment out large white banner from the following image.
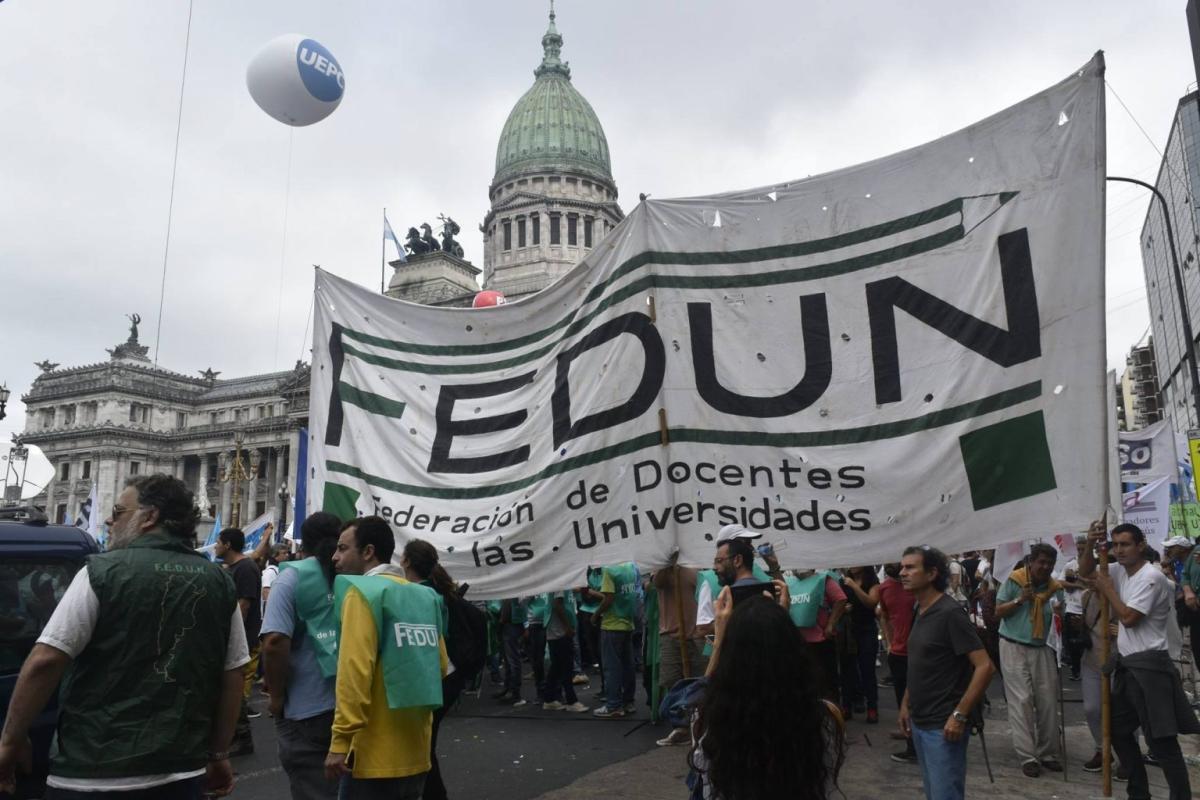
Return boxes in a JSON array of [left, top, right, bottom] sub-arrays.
[[309, 55, 1106, 597]]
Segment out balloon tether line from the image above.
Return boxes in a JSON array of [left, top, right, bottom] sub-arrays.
[[272, 127, 295, 370], [152, 0, 195, 368]]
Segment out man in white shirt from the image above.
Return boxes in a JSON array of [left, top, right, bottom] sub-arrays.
[[1081, 522, 1200, 800], [0, 474, 248, 799]]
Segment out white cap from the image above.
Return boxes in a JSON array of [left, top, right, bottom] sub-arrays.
[[1162, 536, 1193, 549], [716, 524, 763, 544]]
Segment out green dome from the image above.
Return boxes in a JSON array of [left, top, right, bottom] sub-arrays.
[[493, 12, 612, 187]]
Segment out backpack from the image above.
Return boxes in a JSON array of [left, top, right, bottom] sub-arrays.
[[659, 677, 708, 729], [444, 591, 487, 682]]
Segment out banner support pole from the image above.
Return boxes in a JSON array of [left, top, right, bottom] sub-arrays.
[[1098, 513, 1113, 798]]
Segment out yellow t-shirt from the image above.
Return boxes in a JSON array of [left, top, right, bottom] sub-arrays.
[[329, 574, 449, 778]]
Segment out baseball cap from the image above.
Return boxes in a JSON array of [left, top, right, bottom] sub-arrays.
[[1162, 536, 1193, 549], [716, 524, 763, 545]]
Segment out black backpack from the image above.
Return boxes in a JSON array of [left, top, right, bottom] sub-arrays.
[[443, 590, 487, 682]]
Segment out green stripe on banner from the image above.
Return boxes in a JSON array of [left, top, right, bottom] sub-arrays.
[[340, 194, 999, 359], [339, 381, 407, 418], [344, 224, 964, 376], [328, 381, 1041, 499]]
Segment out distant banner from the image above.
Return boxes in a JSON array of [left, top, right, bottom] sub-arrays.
[[309, 56, 1106, 597], [1123, 476, 1171, 553]]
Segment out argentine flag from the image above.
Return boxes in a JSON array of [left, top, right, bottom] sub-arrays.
[[384, 214, 406, 263]]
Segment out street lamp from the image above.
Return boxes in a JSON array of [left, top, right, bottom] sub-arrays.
[[3, 444, 29, 506], [0, 384, 9, 421], [278, 480, 290, 543], [218, 433, 260, 528]]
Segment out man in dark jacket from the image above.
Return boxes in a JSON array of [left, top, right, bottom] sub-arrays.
[[0, 474, 247, 798]]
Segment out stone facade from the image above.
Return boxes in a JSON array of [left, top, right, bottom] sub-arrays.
[[385, 250, 481, 307], [19, 343, 309, 531]]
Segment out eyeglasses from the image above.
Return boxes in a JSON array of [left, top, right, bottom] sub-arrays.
[[111, 505, 131, 520]]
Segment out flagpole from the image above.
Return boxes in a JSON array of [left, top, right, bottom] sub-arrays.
[[381, 207, 387, 294], [1098, 513, 1112, 798]]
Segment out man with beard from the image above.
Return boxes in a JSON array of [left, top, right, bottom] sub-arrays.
[[0, 475, 246, 798]]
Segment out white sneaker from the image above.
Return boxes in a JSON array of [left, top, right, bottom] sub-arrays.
[[656, 728, 690, 746], [542, 701, 564, 710], [623, 702, 637, 715], [512, 699, 528, 707], [561, 702, 589, 713]]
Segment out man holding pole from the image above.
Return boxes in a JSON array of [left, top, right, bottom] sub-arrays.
[[1081, 522, 1200, 800], [651, 552, 704, 746]]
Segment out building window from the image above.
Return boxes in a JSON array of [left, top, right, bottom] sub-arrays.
[[531, 214, 540, 245], [82, 460, 91, 481], [176, 412, 186, 429], [517, 218, 526, 248], [266, 405, 274, 418], [56, 503, 67, 524], [129, 403, 150, 424], [584, 217, 594, 248], [83, 402, 98, 423], [503, 220, 512, 250], [129, 461, 140, 476], [550, 214, 561, 245], [63, 406, 76, 426], [60, 462, 70, 482], [567, 215, 578, 246], [210, 411, 218, 426]]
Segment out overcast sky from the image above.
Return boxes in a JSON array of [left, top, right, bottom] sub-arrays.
[[0, 0, 1193, 443]]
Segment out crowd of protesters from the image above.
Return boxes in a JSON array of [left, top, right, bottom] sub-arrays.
[[2, 474, 1200, 800]]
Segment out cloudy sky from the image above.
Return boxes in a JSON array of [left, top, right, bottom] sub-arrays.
[[0, 0, 1193, 444]]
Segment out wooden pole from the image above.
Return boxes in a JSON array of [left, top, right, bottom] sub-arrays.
[[1098, 516, 1112, 798]]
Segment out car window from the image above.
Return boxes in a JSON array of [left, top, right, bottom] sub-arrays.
[[0, 561, 80, 674]]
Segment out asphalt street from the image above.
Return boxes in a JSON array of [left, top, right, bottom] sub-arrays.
[[227, 658, 1121, 800], [230, 669, 663, 800]]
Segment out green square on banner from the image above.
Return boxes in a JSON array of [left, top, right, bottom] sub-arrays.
[[959, 411, 1057, 510], [323, 481, 361, 520]]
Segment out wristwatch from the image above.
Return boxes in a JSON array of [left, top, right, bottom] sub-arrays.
[[951, 710, 969, 724]]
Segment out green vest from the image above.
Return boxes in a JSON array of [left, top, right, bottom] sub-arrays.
[[53, 532, 236, 778], [279, 557, 339, 678], [694, 564, 776, 654], [542, 590, 578, 625], [602, 562, 639, 628], [525, 593, 549, 626], [785, 573, 828, 629], [578, 570, 602, 613], [334, 574, 446, 711]]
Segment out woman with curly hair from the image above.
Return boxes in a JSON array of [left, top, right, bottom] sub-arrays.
[[689, 584, 845, 800]]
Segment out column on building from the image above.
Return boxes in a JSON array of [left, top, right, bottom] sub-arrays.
[[286, 434, 300, 517], [44, 464, 57, 522], [219, 451, 232, 525], [246, 447, 259, 524]]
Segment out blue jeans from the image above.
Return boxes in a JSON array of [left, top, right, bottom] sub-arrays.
[[911, 724, 968, 800], [601, 629, 634, 710]]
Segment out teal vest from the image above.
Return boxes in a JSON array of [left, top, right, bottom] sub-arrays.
[[543, 590, 578, 625], [53, 532, 236, 778], [334, 574, 446, 711], [785, 573, 829, 629], [279, 557, 339, 678], [578, 570, 602, 613], [605, 562, 639, 622], [525, 593, 549, 626]]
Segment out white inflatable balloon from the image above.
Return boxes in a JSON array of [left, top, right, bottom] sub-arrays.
[[246, 34, 345, 126]]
